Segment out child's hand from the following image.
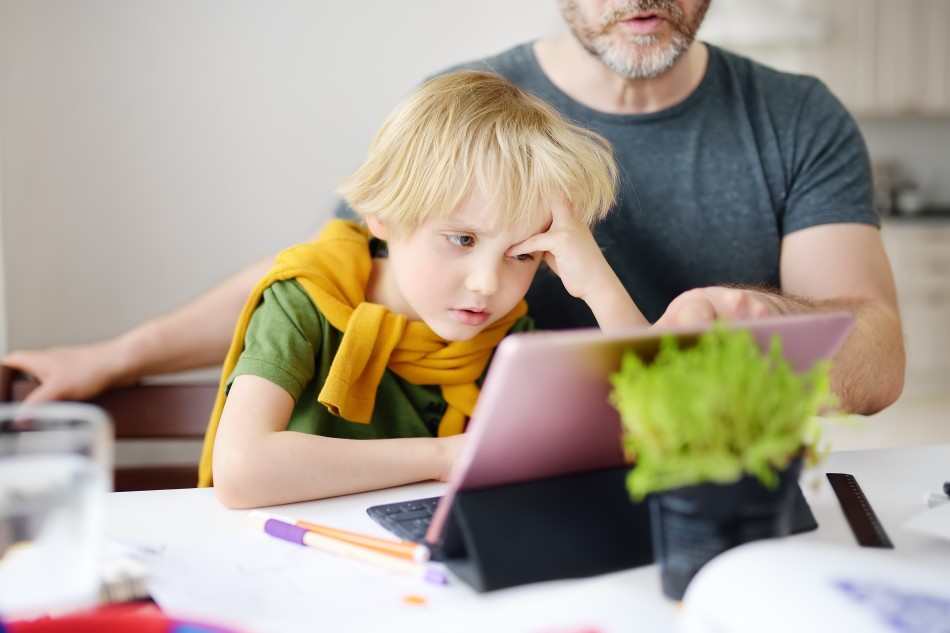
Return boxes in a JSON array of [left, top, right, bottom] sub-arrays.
[[506, 199, 616, 302], [508, 199, 647, 329]]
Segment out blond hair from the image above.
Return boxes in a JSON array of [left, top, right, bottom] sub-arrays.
[[338, 70, 617, 235]]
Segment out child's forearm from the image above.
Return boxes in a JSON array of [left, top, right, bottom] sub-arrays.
[[584, 273, 649, 330], [213, 372, 463, 508], [214, 431, 453, 509]]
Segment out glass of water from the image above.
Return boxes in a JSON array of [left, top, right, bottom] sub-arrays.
[[0, 402, 112, 619]]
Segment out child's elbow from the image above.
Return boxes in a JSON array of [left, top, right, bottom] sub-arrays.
[[212, 447, 262, 509]]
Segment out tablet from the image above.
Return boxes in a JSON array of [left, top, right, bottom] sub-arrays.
[[423, 311, 855, 545]]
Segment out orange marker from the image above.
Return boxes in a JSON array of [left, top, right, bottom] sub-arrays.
[[249, 511, 430, 562]]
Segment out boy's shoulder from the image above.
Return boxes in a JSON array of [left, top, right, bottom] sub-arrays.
[[258, 279, 328, 324]]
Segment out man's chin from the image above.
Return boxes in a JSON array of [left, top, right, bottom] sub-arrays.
[[595, 37, 687, 79]]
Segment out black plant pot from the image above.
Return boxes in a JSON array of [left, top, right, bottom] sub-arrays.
[[650, 456, 803, 601]]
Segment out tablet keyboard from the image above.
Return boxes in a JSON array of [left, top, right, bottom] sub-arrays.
[[366, 496, 442, 560]]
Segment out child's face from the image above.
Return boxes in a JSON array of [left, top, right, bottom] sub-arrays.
[[373, 188, 547, 341]]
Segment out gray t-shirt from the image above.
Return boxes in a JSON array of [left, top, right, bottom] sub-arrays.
[[341, 42, 878, 328]]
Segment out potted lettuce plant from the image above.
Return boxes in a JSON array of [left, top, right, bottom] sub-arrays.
[[609, 324, 835, 601]]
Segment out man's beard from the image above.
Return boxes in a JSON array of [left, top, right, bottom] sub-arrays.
[[561, 0, 710, 79]]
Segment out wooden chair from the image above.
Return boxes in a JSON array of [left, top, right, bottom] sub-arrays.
[[0, 365, 218, 491]]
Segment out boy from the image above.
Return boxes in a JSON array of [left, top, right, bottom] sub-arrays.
[[204, 71, 647, 509]]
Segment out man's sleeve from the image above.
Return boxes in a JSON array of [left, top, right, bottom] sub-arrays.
[[782, 79, 879, 235], [333, 198, 358, 220]]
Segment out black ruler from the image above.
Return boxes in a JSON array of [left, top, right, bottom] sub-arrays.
[[827, 472, 893, 548]]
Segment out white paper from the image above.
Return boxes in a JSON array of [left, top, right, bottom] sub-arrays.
[[115, 529, 674, 633], [127, 531, 472, 633], [902, 502, 950, 542]]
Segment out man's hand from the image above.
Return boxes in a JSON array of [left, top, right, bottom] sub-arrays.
[[2, 343, 129, 404], [654, 286, 781, 328]]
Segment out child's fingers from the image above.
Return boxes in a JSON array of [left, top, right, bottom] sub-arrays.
[[506, 233, 549, 258], [506, 198, 577, 259], [548, 198, 574, 228], [508, 199, 585, 260]]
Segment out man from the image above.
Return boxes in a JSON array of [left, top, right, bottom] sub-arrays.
[[4, 0, 904, 415]]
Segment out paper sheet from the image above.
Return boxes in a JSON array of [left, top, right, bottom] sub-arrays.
[[111, 529, 671, 633], [902, 502, 950, 542], [125, 531, 470, 633]]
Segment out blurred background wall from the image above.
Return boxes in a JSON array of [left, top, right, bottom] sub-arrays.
[[1, 1, 948, 401], [0, 0, 562, 350]]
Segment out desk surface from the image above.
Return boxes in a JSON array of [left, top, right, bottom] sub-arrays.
[[103, 444, 950, 633]]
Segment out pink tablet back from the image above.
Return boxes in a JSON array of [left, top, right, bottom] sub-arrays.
[[426, 311, 855, 543]]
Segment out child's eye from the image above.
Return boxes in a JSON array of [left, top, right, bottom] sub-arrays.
[[512, 253, 535, 262], [447, 234, 475, 248]]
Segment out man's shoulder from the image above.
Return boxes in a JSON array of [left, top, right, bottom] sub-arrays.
[[707, 44, 845, 120], [428, 41, 542, 87], [709, 44, 828, 99], [712, 44, 818, 87]]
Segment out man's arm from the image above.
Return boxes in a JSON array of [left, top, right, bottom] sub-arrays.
[[3, 255, 276, 403], [655, 223, 904, 415], [778, 223, 904, 414]]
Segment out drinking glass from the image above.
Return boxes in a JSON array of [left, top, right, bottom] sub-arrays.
[[0, 402, 112, 619]]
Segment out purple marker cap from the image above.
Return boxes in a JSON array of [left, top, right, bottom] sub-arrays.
[[425, 568, 448, 585], [264, 518, 308, 545]]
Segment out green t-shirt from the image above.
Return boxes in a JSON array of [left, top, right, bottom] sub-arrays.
[[228, 279, 534, 438]]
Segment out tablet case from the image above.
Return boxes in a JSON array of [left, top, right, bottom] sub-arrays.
[[437, 466, 818, 593], [418, 314, 844, 592]]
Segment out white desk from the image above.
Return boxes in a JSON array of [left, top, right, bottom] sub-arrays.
[[103, 444, 950, 633]]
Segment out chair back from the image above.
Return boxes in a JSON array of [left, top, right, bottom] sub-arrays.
[[0, 365, 217, 491]]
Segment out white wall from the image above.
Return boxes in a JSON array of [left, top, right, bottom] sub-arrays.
[[4, 1, 949, 355], [0, 0, 562, 351], [0, 128, 6, 354]]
